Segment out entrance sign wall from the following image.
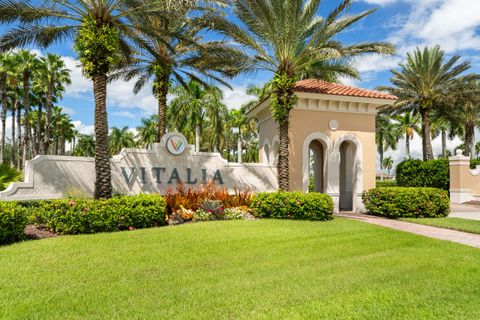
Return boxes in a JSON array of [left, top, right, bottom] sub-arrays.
[[0, 133, 277, 201]]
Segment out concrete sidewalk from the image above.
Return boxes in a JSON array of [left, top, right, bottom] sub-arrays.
[[337, 213, 480, 249], [449, 204, 480, 221]]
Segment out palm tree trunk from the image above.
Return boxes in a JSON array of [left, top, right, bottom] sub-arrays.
[[405, 132, 410, 159], [379, 148, 384, 181], [237, 136, 242, 163], [421, 109, 434, 160], [156, 74, 169, 142], [93, 73, 112, 199], [10, 103, 15, 167], [464, 123, 475, 158], [278, 117, 290, 190], [43, 75, 54, 154], [22, 70, 30, 167], [60, 136, 65, 155], [441, 129, 447, 158], [0, 73, 6, 163], [195, 125, 200, 152], [16, 101, 22, 169], [34, 104, 42, 156]]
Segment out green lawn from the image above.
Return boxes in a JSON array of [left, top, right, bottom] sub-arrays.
[[401, 217, 480, 235], [1, 219, 480, 319]]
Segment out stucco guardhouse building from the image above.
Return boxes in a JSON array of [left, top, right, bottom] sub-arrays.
[[247, 79, 397, 213]]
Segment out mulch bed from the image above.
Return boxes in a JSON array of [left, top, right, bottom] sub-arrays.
[[24, 225, 58, 240]]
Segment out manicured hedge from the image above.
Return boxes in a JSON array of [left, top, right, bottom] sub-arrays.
[[362, 187, 450, 218], [33, 194, 166, 235], [251, 192, 333, 221], [396, 159, 449, 190], [376, 180, 397, 188], [0, 202, 28, 244]]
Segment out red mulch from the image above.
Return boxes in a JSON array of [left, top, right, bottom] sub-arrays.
[[24, 225, 58, 240]]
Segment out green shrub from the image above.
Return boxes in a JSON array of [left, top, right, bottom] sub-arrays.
[[251, 192, 333, 221], [362, 187, 450, 218], [471, 159, 480, 169], [0, 202, 27, 244], [376, 180, 397, 188], [396, 159, 449, 190], [0, 164, 22, 191], [34, 194, 166, 235]]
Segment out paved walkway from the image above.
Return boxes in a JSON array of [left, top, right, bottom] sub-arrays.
[[449, 204, 480, 221], [336, 213, 480, 249]]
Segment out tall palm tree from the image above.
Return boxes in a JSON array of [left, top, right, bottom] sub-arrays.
[[35, 54, 71, 155], [73, 134, 96, 157], [169, 81, 213, 151], [392, 111, 420, 159], [0, 53, 13, 162], [378, 46, 477, 160], [0, 0, 169, 198], [205, 0, 395, 190], [15, 50, 38, 165], [382, 156, 394, 178], [136, 115, 158, 149], [114, 0, 235, 142], [109, 126, 136, 155], [376, 114, 401, 181]]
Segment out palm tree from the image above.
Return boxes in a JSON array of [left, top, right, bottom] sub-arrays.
[[109, 127, 136, 155], [205, 0, 395, 190], [392, 111, 420, 159], [35, 54, 71, 155], [169, 81, 213, 152], [0, 53, 9, 163], [378, 46, 477, 160], [382, 156, 394, 178], [0, 0, 170, 198], [376, 114, 401, 181], [114, 0, 235, 142], [15, 50, 38, 165], [73, 135, 96, 157], [476, 141, 480, 159], [136, 115, 158, 149]]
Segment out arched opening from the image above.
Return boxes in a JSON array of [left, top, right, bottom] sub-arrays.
[[263, 143, 270, 164], [339, 141, 357, 211], [271, 138, 279, 166], [308, 140, 326, 193]]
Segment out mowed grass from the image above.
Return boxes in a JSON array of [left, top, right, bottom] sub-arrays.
[[1, 219, 480, 319], [402, 217, 480, 235]]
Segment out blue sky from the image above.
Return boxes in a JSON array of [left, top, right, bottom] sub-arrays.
[[2, 0, 480, 161]]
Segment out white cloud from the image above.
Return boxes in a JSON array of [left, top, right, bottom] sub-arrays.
[[353, 55, 402, 74], [62, 56, 91, 98], [111, 111, 136, 119], [221, 86, 256, 110], [72, 120, 94, 135], [60, 106, 75, 115], [388, 0, 480, 53]]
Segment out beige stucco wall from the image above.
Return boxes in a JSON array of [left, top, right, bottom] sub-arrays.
[[450, 152, 480, 203], [258, 117, 278, 164], [288, 109, 376, 192]]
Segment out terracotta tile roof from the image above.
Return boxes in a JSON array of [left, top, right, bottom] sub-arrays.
[[294, 79, 397, 100]]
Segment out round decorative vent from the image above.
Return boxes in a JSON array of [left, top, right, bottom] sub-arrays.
[[329, 119, 339, 131]]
